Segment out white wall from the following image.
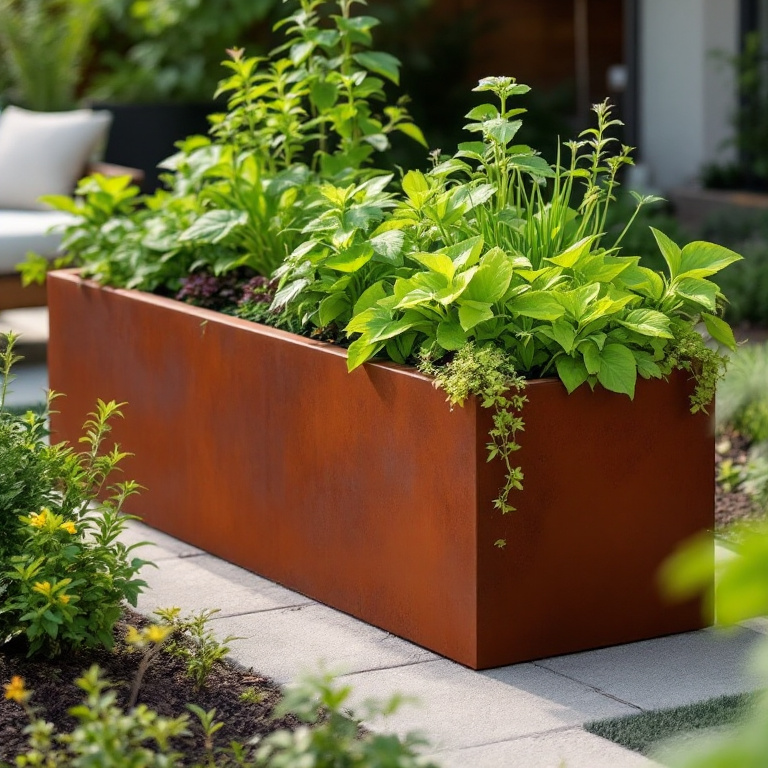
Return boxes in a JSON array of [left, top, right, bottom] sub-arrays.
[[639, 0, 738, 191]]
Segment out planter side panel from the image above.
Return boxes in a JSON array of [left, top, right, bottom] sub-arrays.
[[475, 374, 714, 668], [47, 272, 480, 665]]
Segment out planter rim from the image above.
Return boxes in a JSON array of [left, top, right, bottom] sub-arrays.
[[52, 269, 570, 392]]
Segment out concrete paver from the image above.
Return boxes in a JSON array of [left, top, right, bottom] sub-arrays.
[[536, 628, 764, 710], [425, 728, 660, 768], [339, 658, 638, 752]]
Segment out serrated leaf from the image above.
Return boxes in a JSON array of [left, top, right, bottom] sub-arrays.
[[597, 343, 637, 397], [271, 278, 310, 309], [508, 154, 556, 177], [555, 355, 589, 393], [179, 210, 248, 244]]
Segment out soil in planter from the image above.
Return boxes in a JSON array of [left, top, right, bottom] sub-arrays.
[[0, 609, 300, 765]]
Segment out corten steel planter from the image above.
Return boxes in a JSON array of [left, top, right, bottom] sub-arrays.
[[47, 270, 715, 669]]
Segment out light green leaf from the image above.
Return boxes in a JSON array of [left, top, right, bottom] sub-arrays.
[[353, 281, 389, 316], [318, 293, 350, 326], [402, 170, 430, 204], [546, 235, 597, 268], [597, 343, 637, 398], [325, 244, 374, 272], [679, 241, 743, 279], [702, 313, 737, 350], [346, 338, 383, 371], [435, 267, 479, 304], [552, 284, 601, 321], [674, 277, 719, 311], [444, 236, 484, 270], [370, 230, 405, 264], [555, 355, 589, 393], [396, 122, 428, 147], [437, 318, 467, 350], [310, 80, 339, 110], [353, 51, 401, 84], [651, 227, 682, 279], [618, 309, 673, 338], [179, 210, 248, 244], [483, 118, 521, 145], [411, 251, 455, 280], [581, 340, 601, 375], [463, 247, 514, 303], [539, 319, 576, 353], [509, 291, 566, 320], [634, 350, 663, 379], [464, 103, 499, 121], [508, 154, 556, 178], [621, 264, 665, 301], [458, 300, 494, 331]]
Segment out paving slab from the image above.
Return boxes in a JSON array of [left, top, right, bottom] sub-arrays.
[[210, 605, 439, 685], [425, 727, 659, 768], [536, 627, 765, 711], [120, 519, 205, 561], [338, 658, 637, 753], [134, 553, 312, 618]]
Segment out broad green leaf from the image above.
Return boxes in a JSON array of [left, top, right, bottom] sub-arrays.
[[444, 236, 484, 270], [436, 318, 467, 350], [618, 309, 673, 338], [555, 355, 589, 393], [179, 210, 248, 244], [540, 319, 576, 353], [353, 281, 389, 315], [318, 293, 351, 326], [346, 338, 383, 371], [679, 241, 742, 279], [464, 103, 499, 121], [509, 291, 566, 320], [435, 266, 479, 304], [702, 313, 737, 350], [621, 264, 665, 301], [353, 51, 401, 83], [290, 40, 314, 65], [576, 254, 632, 283], [458, 300, 494, 331], [325, 244, 374, 272], [581, 340, 601, 375], [674, 277, 719, 311], [402, 170, 429, 202], [546, 235, 597, 268], [411, 251, 455, 280], [508, 154, 556, 177], [483, 118, 521, 145], [310, 80, 339, 110], [463, 247, 514, 303], [363, 133, 389, 152], [271, 278, 310, 309], [651, 227, 682, 279], [552, 284, 600, 321], [634, 350, 663, 379], [369, 229, 404, 264], [597, 343, 637, 398]]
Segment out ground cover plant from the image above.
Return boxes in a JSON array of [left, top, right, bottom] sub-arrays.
[[25, 0, 744, 534]]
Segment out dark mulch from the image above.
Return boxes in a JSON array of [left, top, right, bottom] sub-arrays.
[[715, 427, 766, 531], [0, 609, 299, 765]]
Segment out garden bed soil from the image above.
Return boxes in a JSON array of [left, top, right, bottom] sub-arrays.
[[0, 610, 299, 765]]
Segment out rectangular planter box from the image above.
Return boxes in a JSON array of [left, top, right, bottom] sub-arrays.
[[47, 270, 715, 669]]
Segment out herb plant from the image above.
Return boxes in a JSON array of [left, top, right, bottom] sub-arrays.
[[0, 333, 149, 657]]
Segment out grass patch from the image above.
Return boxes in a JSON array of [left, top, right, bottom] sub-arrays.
[[584, 692, 756, 755]]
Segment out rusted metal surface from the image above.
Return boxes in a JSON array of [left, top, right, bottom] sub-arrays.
[[48, 270, 714, 669]]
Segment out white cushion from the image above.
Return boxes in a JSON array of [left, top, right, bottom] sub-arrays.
[[0, 210, 74, 271], [0, 106, 112, 211]]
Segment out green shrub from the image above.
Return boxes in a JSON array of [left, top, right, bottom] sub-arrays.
[[0, 332, 150, 657], [716, 342, 768, 438]]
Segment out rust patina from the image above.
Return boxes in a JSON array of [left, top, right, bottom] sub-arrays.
[[47, 269, 714, 669]]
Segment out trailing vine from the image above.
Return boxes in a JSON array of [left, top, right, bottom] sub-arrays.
[[666, 322, 730, 414], [420, 344, 526, 548]]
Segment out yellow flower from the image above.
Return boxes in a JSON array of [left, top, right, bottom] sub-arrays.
[[59, 521, 76, 535], [29, 508, 49, 528], [32, 581, 52, 597], [144, 625, 172, 644], [4, 676, 29, 704], [125, 625, 143, 646], [59, 594, 70, 605]]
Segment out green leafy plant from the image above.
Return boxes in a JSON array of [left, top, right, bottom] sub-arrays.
[[0, 0, 101, 110], [153, 607, 241, 690], [0, 332, 150, 657]]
